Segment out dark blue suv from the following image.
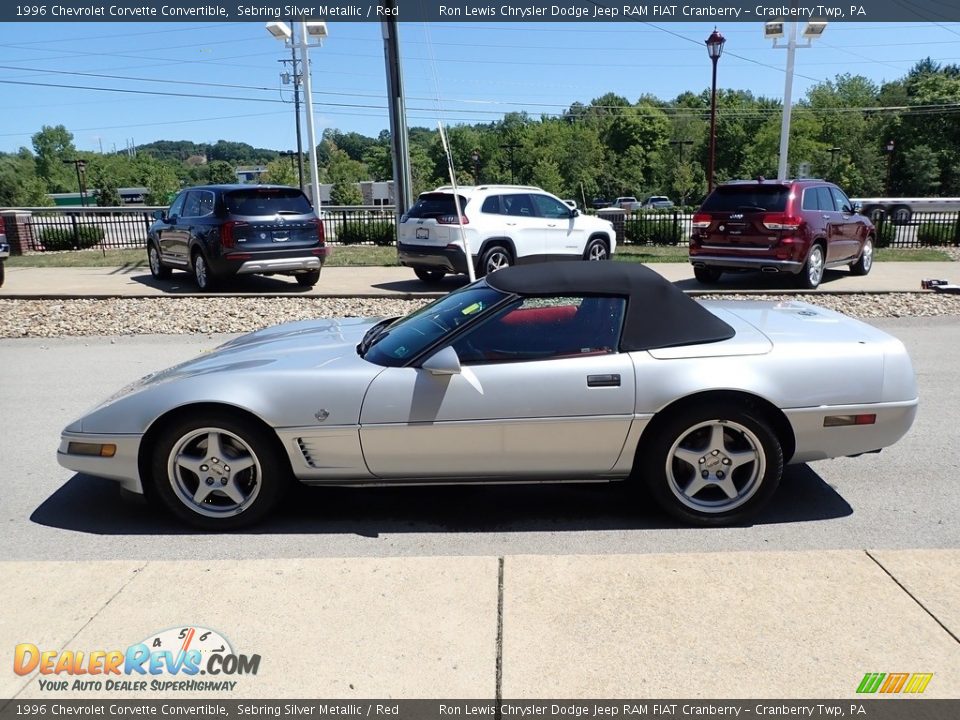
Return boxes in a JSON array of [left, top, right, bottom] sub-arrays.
[[147, 184, 326, 290]]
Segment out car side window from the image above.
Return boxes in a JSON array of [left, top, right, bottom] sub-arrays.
[[480, 195, 501, 214], [816, 187, 836, 212], [167, 192, 187, 219], [530, 194, 571, 219], [831, 187, 852, 213], [196, 190, 215, 217], [181, 191, 202, 218], [502, 194, 534, 217], [801, 188, 819, 211], [451, 295, 626, 364]]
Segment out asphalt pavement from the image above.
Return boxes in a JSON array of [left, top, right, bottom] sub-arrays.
[[1, 260, 957, 297], [1, 318, 958, 699]]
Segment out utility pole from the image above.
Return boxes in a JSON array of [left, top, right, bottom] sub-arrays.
[[500, 141, 521, 184], [381, 4, 413, 221], [63, 159, 88, 206], [279, 48, 305, 190]]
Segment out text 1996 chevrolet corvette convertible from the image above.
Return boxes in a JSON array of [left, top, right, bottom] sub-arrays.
[[58, 262, 918, 529]]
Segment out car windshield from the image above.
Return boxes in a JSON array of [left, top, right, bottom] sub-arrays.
[[362, 282, 509, 367], [224, 188, 313, 216], [700, 186, 789, 213], [405, 193, 468, 220]]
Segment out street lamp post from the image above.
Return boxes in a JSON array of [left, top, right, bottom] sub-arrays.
[[63, 159, 87, 206], [828, 146, 841, 180], [765, 20, 827, 181], [471, 149, 481, 184], [885, 139, 895, 195], [266, 21, 327, 210], [670, 139, 694, 205], [705, 29, 725, 193]]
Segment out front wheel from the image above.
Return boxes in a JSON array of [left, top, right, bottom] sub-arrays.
[[850, 237, 874, 276], [295, 269, 321, 287], [150, 413, 288, 530], [479, 245, 512, 277], [639, 403, 783, 526], [414, 267, 447, 284], [583, 238, 609, 261], [148, 243, 172, 280], [797, 245, 824, 289]]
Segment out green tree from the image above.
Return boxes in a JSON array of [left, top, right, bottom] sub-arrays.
[[31, 125, 76, 193], [260, 158, 299, 186], [206, 160, 236, 184]]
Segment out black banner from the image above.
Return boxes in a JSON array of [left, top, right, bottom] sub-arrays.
[[3, 1, 960, 23], [1, 700, 959, 720]]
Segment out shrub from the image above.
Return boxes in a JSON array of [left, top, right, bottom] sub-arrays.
[[915, 220, 960, 246], [624, 213, 683, 245], [39, 225, 104, 251], [873, 221, 896, 249], [336, 219, 395, 246]]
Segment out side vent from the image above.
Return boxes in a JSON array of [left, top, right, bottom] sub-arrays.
[[297, 438, 319, 468]]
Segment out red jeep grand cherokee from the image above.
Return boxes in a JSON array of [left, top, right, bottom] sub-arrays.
[[689, 179, 875, 289]]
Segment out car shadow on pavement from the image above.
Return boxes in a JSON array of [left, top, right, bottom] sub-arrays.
[[673, 268, 851, 293], [32, 464, 851, 536], [129, 271, 316, 294], [372, 276, 469, 294]]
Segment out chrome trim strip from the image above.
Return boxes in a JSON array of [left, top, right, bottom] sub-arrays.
[[236, 257, 321, 274]]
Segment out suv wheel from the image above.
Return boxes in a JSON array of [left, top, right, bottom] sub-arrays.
[[850, 238, 873, 276], [479, 245, 512, 276], [414, 267, 447, 284], [295, 269, 321, 287], [584, 238, 609, 261], [797, 245, 824, 289], [693, 266, 722, 284], [148, 243, 172, 280], [0, 261, 4, 288], [192, 252, 217, 292]]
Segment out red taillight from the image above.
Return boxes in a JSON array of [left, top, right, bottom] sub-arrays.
[[436, 215, 469, 225], [692, 213, 712, 229], [312, 218, 326, 245], [221, 220, 248, 249], [762, 213, 802, 231]]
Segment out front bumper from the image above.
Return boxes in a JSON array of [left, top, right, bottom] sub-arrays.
[[57, 431, 144, 494], [397, 243, 471, 274]]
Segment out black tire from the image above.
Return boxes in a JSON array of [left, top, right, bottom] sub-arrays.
[[479, 244, 512, 277], [583, 237, 609, 261], [638, 401, 783, 526], [850, 237, 874, 276], [192, 251, 217, 292], [890, 205, 912, 226], [0, 260, 4, 288], [693, 266, 722, 284], [295, 268, 321, 287], [796, 244, 824, 289], [147, 243, 172, 280], [414, 267, 447, 284], [149, 412, 288, 530]]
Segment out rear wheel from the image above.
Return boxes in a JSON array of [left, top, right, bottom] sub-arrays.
[[295, 269, 321, 287], [639, 402, 783, 526], [192, 251, 217, 292], [584, 238, 609, 261], [693, 266, 722, 284], [0, 260, 4, 288], [147, 243, 172, 280], [150, 412, 288, 530], [850, 237, 874, 276], [414, 267, 447, 284], [797, 245, 824, 289], [479, 245, 512, 277]]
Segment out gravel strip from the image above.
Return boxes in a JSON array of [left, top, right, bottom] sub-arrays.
[[0, 293, 957, 338]]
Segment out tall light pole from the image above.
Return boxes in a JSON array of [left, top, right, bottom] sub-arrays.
[[885, 139, 895, 195], [705, 28, 725, 193], [765, 20, 827, 181], [266, 21, 327, 210], [471, 148, 481, 184], [828, 146, 841, 180]]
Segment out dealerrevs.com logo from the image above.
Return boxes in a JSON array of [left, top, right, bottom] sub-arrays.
[[13, 626, 260, 693]]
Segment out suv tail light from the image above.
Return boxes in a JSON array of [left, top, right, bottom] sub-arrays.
[[762, 213, 802, 231], [221, 220, 248, 249], [312, 218, 326, 245], [436, 215, 469, 225], [692, 213, 712, 229]]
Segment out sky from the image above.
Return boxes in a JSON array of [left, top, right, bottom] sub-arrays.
[[1, 20, 959, 155]]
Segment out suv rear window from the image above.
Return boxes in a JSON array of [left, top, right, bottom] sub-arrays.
[[700, 186, 790, 213], [407, 193, 468, 219], [224, 188, 313, 216]]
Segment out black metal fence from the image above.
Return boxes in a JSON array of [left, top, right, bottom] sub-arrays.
[[3, 206, 959, 253]]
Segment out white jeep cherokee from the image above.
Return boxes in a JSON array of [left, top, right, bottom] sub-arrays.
[[397, 185, 617, 283]]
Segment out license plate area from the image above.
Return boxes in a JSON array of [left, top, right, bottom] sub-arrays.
[[416, 228, 429, 240]]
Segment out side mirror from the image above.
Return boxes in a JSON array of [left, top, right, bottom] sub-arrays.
[[152, 209, 165, 221], [571, 208, 580, 217], [421, 346, 462, 376], [852, 202, 863, 214]]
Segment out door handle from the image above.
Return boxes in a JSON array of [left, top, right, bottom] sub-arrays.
[[587, 374, 620, 387]]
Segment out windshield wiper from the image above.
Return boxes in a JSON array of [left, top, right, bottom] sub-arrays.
[[358, 317, 398, 356]]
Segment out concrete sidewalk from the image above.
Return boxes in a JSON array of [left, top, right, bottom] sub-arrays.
[[1, 262, 956, 298], [3, 549, 959, 699]]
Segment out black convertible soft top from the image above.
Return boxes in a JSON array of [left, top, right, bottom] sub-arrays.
[[485, 261, 735, 351]]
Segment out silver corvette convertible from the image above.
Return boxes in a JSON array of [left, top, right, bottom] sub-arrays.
[[58, 262, 918, 529]]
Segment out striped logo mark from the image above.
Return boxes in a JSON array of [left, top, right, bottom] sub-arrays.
[[857, 672, 934, 694]]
